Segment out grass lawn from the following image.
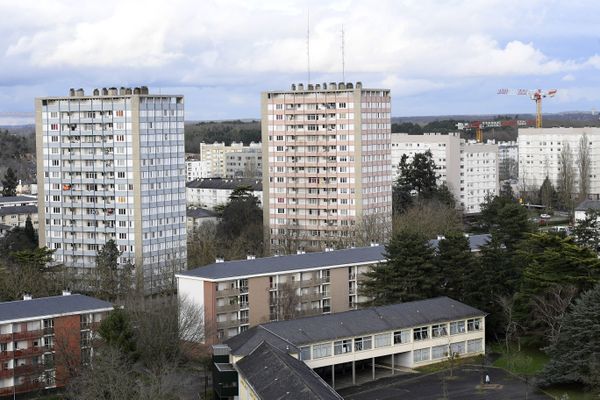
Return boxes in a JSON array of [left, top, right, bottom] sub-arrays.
[[415, 355, 484, 374], [491, 343, 549, 376], [544, 385, 600, 400]]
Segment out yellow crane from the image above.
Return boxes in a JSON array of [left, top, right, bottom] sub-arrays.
[[497, 88, 558, 128]]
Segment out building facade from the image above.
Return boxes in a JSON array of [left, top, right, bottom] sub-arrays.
[[177, 235, 489, 342], [0, 293, 112, 397], [213, 297, 486, 399], [36, 87, 187, 292], [186, 159, 211, 182], [518, 127, 600, 199], [0, 196, 38, 232], [496, 140, 519, 181], [186, 178, 262, 210], [262, 82, 392, 251], [200, 142, 262, 178], [392, 133, 499, 213], [225, 148, 262, 178]]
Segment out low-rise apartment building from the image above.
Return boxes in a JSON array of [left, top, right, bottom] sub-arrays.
[[392, 133, 498, 213], [0, 293, 112, 397], [212, 297, 486, 399], [186, 178, 262, 210], [186, 207, 218, 231], [200, 142, 262, 178], [186, 159, 211, 182], [177, 234, 489, 342]]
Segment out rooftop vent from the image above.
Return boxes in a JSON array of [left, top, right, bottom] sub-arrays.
[[307, 84, 314, 91], [291, 83, 296, 91], [119, 87, 127, 95], [356, 81, 363, 89], [102, 88, 108, 96], [297, 83, 304, 91], [329, 82, 337, 90], [133, 87, 141, 95], [140, 86, 149, 94], [69, 88, 75, 97], [75, 88, 85, 97], [108, 87, 118, 96], [346, 82, 354, 89], [338, 82, 346, 90], [92, 88, 100, 96]]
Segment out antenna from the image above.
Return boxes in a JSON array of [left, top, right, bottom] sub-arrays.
[[306, 9, 311, 84], [341, 25, 345, 82]]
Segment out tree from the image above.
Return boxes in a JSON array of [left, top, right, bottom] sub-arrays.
[[95, 240, 131, 301], [578, 133, 591, 201], [540, 284, 600, 391], [499, 180, 515, 201], [98, 308, 137, 359], [479, 194, 533, 251], [557, 142, 575, 213], [23, 215, 37, 245], [0, 247, 60, 301], [531, 284, 577, 347], [539, 176, 558, 211], [434, 231, 476, 302], [571, 209, 600, 253], [275, 282, 302, 320], [360, 231, 437, 305], [1, 167, 17, 197]]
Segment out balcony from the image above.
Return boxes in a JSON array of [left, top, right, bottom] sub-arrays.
[[0, 369, 13, 378], [0, 333, 12, 342], [215, 288, 240, 297], [14, 347, 44, 357], [216, 319, 241, 330], [12, 330, 42, 341], [14, 364, 42, 375], [215, 303, 240, 313]]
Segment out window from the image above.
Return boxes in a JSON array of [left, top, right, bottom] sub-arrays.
[[115, 110, 124, 117], [432, 324, 448, 338], [393, 330, 410, 344], [413, 348, 430, 363], [334, 339, 352, 355], [374, 333, 391, 348], [450, 341, 466, 355], [413, 326, 429, 341], [467, 339, 483, 353], [450, 321, 466, 335], [312, 343, 332, 359], [300, 346, 311, 361], [432, 345, 447, 359], [354, 336, 372, 351], [467, 318, 482, 331]]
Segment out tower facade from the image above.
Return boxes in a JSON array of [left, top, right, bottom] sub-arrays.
[[262, 82, 392, 252], [35, 87, 187, 292]]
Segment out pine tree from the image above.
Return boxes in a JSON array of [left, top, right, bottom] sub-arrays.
[[1, 167, 17, 197], [96, 240, 121, 301], [434, 231, 476, 302], [571, 209, 600, 253], [360, 231, 436, 305], [540, 284, 600, 391]]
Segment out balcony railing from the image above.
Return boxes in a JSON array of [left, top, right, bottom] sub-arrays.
[[216, 319, 240, 329], [215, 288, 240, 297], [0, 333, 12, 342], [12, 330, 43, 341], [215, 303, 240, 313], [14, 347, 44, 357]]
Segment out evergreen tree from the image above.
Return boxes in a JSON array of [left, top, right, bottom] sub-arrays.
[[360, 231, 436, 305], [24, 216, 37, 246], [571, 209, 600, 253], [540, 284, 600, 391], [98, 308, 137, 359], [1, 167, 17, 197], [434, 231, 476, 302], [499, 180, 515, 201], [539, 176, 558, 211], [479, 194, 533, 251], [217, 185, 263, 257], [96, 240, 122, 301]]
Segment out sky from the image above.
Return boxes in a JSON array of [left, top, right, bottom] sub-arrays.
[[1, 0, 600, 124]]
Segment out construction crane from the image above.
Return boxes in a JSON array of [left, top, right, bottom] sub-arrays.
[[497, 89, 557, 128], [456, 119, 536, 142]]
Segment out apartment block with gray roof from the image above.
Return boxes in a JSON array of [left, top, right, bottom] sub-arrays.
[[212, 297, 486, 399], [177, 234, 489, 342], [35, 87, 187, 293], [0, 293, 113, 396]]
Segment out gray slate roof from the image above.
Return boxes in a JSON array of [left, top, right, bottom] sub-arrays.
[[0, 205, 38, 216], [576, 199, 600, 211], [0, 294, 113, 323], [226, 297, 485, 356], [236, 342, 343, 400], [0, 196, 37, 204], [179, 234, 490, 281], [186, 207, 218, 219], [186, 178, 262, 191]]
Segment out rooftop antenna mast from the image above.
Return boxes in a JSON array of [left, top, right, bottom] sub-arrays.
[[307, 9, 311, 84], [341, 25, 345, 82]]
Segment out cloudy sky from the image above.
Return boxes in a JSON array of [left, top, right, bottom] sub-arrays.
[[1, 0, 600, 124]]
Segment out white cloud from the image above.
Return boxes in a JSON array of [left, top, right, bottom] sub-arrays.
[[562, 74, 576, 81]]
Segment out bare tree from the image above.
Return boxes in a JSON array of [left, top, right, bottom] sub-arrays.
[[393, 200, 462, 238], [531, 284, 577, 346], [578, 133, 591, 202], [557, 141, 575, 213], [187, 221, 218, 267], [275, 282, 302, 321], [353, 213, 392, 247], [496, 294, 520, 353]]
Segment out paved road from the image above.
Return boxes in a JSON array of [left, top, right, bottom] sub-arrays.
[[339, 365, 551, 400]]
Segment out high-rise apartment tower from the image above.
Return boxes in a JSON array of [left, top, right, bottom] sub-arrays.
[[262, 82, 392, 252], [35, 87, 187, 292]]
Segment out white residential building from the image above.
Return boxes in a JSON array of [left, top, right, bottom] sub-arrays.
[[262, 82, 393, 251], [186, 178, 262, 210], [496, 141, 519, 180], [392, 133, 498, 213], [186, 159, 211, 181], [518, 127, 600, 199], [36, 86, 187, 292], [200, 142, 261, 178]]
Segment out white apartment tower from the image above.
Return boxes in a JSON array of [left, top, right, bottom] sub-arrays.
[[518, 127, 600, 199], [262, 82, 392, 251], [392, 133, 499, 213], [36, 87, 187, 292]]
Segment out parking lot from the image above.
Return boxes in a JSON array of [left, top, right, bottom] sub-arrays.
[[338, 365, 552, 400]]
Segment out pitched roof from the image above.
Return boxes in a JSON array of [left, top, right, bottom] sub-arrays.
[[226, 297, 485, 355], [236, 342, 343, 400], [0, 294, 113, 323], [0, 205, 37, 216], [186, 207, 218, 219], [0, 196, 37, 204], [576, 199, 600, 211], [178, 234, 490, 281], [186, 178, 262, 191]]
